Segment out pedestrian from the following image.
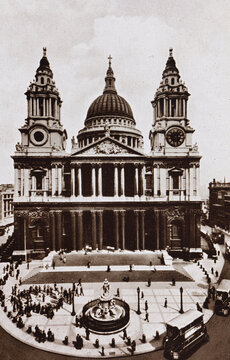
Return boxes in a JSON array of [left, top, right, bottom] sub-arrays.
[[76, 286, 79, 297], [211, 267, 214, 275], [145, 311, 149, 322], [101, 346, 105, 356], [52, 260, 55, 270], [172, 278, 176, 286], [123, 328, 127, 339], [141, 291, 144, 299], [80, 285, 84, 296], [147, 279, 151, 287], [145, 300, 148, 311], [164, 297, 167, 308], [117, 288, 120, 297]]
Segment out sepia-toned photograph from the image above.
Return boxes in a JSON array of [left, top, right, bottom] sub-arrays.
[[0, 1, 229, 359]]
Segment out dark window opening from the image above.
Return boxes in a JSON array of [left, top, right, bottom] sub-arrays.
[[125, 164, 135, 197], [160, 98, 164, 117], [36, 173, 43, 190], [41, 77, 44, 84], [39, 98, 43, 116], [82, 164, 92, 196], [171, 98, 176, 117], [102, 164, 114, 196], [172, 175, 179, 190], [51, 98, 55, 117], [171, 77, 175, 85]]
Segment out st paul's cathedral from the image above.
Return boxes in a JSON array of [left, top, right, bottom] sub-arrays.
[[12, 48, 201, 254]]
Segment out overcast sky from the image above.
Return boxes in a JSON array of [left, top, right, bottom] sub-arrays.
[[0, 0, 230, 197]]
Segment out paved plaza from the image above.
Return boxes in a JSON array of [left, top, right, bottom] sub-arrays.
[[0, 246, 224, 358]]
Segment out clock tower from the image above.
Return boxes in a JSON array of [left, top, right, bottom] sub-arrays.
[[148, 49, 201, 252], [150, 48, 195, 156]]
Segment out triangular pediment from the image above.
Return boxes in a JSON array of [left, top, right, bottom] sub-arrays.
[[71, 136, 144, 157]]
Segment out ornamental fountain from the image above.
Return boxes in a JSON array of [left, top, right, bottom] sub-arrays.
[[82, 279, 130, 334]]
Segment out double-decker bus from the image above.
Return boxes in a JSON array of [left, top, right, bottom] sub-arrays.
[[163, 309, 209, 359], [215, 279, 230, 316]]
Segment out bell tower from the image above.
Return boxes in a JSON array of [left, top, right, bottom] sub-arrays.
[[150, 48, 195, 156], [17, 47, 67, 154]]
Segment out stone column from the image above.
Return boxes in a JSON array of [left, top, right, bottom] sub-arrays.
[[163, 97, 166, 116], [42, 98, 45, 116], [91, 211, 97, 250], [175, 98, 179, 116], [71, 166, 75, 196], [160, 168, 166, 197], [77, 210, 83, 250], [20, 167, 24, 196], [120, 164, 125, 196], [77, 165, 82, 197], [140, 210, 145, 250], [169, 99, 171, 117], [153, 167, 158, 196], [70, 211, 77, 250], [114, 210, 119, 250], [24, 168, 29, 197], [114, 164, 118, 197], [98, 210, 103, 250], [186, 168, 190, 200], [57, 166, 62, 195], [49, 98, 52, 117], [91, 165, 96, 196], [36, 98, 39, 116], [56, 211, 62, 250], [98, 165, 102, 197], [14, 166, 19, 198], [120, 210, 125, 250], [33, 98, 36, 116], [51, 166, 56, 196], [197, 166, 200, 197], [50, 211, 56, 250], [155, 210, 160, 250], [134, 164, 139, 196], [134, 210, 140, 250], [189, 166, 194, 198], [139, 165, 144, 197]]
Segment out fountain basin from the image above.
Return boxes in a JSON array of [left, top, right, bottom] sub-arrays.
[[82, 297, 130, 334]]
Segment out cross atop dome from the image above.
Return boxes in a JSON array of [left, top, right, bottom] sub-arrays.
[[108, 54, 112, 67], [43, 47, 47, 57], [169, 47, 173, 57]]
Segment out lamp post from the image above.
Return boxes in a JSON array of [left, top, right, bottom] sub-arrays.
[[71, 290, 76, 316], [179, 286, 184, 314], [137, 287, 141, 314]]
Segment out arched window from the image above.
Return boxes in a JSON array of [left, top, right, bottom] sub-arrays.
[[171, 78, 175, 85], [47, 78, 50, 84], [41, 77, 44, 84]]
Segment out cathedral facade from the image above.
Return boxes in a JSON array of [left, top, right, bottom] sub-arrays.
[[12, 48, 201, 253]]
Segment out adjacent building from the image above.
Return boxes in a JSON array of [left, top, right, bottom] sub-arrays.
[[12, 48, 201, 253], [209, 179, 230, 231], [0, 184, 14, 236]]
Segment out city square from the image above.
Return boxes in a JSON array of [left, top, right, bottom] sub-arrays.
[[0, 1, 230, 360]]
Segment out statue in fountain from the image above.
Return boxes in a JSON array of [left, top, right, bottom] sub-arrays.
[[102, 278, 110, 298]]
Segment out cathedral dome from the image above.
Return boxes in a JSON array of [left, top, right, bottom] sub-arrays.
[[85, 56, 134, 124], [86, 93, 134, 121]]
